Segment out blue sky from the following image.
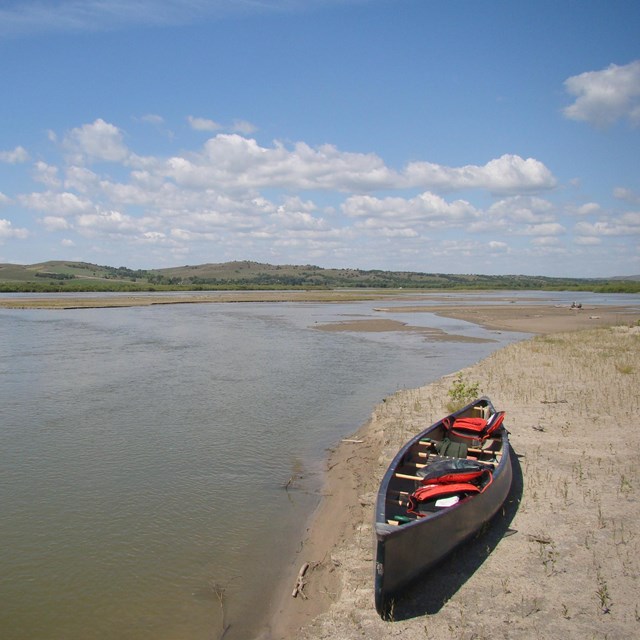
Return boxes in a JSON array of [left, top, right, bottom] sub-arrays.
[[0, 0, 639, 277]]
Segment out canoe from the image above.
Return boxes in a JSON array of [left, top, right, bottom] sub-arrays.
[[374, 396, 512, 617]]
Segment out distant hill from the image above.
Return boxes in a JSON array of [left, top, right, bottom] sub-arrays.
[[1, 260, 639, 293], [611, 274, 640, 281]]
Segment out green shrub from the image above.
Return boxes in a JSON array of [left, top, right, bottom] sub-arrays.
[[446, 374, 481, 413]]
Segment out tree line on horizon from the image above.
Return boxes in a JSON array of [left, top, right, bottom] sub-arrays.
[[0, 260, 639, 294]]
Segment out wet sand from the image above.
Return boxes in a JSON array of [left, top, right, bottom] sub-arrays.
[[263, 304, 640, 640]]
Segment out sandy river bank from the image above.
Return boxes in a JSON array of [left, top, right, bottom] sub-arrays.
[[263, 304, 640, 640]]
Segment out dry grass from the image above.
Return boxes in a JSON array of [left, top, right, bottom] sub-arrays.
[[293, 324, 640, 640]]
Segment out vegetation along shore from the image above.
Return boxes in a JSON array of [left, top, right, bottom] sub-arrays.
[[1, 260, 639, 293]]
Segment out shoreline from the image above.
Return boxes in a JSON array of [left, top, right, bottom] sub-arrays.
[[262, 305, 640, 639]]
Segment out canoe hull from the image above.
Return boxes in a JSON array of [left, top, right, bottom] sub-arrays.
[[374, 397, 512, 616]]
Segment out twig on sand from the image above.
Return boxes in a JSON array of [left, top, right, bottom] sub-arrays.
[[292, 562, 310, 599]]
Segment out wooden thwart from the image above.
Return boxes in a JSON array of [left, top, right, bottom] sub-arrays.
[[418, 440, 495, 456]]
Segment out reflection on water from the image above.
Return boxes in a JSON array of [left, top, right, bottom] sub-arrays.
[[0, 297, 535, 639]]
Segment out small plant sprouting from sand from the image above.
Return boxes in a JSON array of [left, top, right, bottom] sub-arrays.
[[619, 474, 632, 495], [541, 542, 558, 576], [615, 362, 634, 374], [595, 570, 613, 614], [446, 374, 481, 412]]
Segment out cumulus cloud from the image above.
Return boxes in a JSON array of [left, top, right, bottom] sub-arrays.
[[159, 133, 557, 195], [521, 222, 565, 236], [404, 154, 557, 194], [63, 119, 130, 164], [2, 117, 569, 268], [75, 209, 141, 237], [0, 218, 29, 240], [33, 161, 61, 188], [19, 191, 94, 216], [342, 192, 479, 230], [0, 146, 29, 163], [488, 196, 556, 223], [574, 235, 601, 246], [163, 134, 398, 192], [575, 217, 640, 237], [572, 202, 601, 216], [563, 60, 640, 128], [40, 216, 72, 231], [614, 187, 640, 204]]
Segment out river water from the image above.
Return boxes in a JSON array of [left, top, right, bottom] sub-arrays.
[[0, 291, 635, 639]]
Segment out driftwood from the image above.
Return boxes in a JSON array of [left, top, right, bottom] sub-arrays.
[[291, 562, 310, 599]]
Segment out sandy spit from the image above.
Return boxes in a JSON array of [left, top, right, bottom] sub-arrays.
[[263, 316, 640, 639]]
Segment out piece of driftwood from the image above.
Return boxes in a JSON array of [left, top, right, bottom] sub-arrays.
[[291, 562, 310, 598]]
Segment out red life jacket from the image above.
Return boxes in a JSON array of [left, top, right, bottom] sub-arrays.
[[407, 459, 494, 517], [444, 411, 505, 440], [407, 482, 480, 515]]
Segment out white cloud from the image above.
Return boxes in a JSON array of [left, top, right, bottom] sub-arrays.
[[573, 202, 601, 216], [0, 218, 29, 240], [160, 134, 556, 195], [187, 116, 222, 132], [574, 235, 601, 246], [64, 166, 100, 193], [0, 192, 10, 205], [63, 119, 130, 164], [620, 211, 640, 226], [404, 154, 556, 194], [139, 114, 165, 125], [0, 145, 29, 163], [563, 60, 640, 128], [614, 187, 640, 204], [163, 134, 398, 192], [232, 120, 258, 135], [41, 216, 72, 231], [531, 236, 561, 247], [19, 191, 94, 216], [0, 118, 581, 271], [574, 218, 640, 237], [75, 209, 141, 236], [33, 161, 61, 188], [521, 222, 565, 236], [488, 196, 555, 223], [342, 192, 479, 231]]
